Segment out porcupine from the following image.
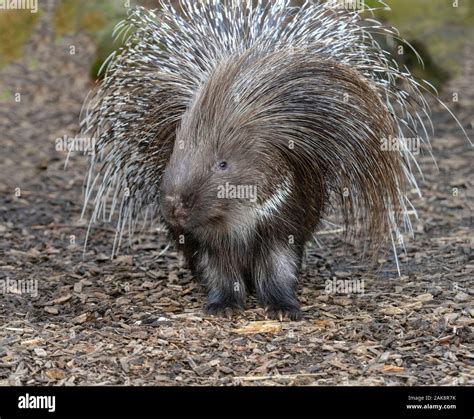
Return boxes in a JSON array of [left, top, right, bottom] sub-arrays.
[[79, 0, 466, 320]]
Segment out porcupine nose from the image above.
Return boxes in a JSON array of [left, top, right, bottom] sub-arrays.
[[164, 195, 190, 227]]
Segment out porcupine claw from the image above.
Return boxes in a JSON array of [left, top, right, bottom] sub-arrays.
[[264, 305, 302, 322], [204, 302, 243, 319]]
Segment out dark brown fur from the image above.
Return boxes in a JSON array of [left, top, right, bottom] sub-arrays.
[[160, 50, 401, 320]]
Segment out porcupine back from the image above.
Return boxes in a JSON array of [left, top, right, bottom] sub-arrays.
[[80, 0, 444, 268]]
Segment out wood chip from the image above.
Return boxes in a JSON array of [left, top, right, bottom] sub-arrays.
[[21, 338, 44, 346], [233, 321, 282, 334], [115, 255, 133, 265], [380, 306, 404, 315], [382, 365, 404, 373], [44, 306, 59, 315], [314, 319, 335, 330], [335, 271, 351, 278], [329, 359, 347, 370], [454, 292, 469, 302], [73, 313, 89, 324], [45, 368, 65, 380], [416, 293, 434, 302], [34, 348, 47, 357], [120, 357, 130, 373], [333, 297, 352, 306]]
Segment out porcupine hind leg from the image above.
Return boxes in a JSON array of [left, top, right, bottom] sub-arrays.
[[254, 241, 303, 321], [196, 249, 246, 318]]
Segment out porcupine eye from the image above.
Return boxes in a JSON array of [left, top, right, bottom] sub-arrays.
[[218, 161, 228, 171]]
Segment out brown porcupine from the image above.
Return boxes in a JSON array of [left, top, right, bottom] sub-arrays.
[[79, 0, 468, 320]]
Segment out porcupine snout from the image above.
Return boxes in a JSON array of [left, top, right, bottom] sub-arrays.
[[160, 151, 196, 229], [161, 194, 191, 228]]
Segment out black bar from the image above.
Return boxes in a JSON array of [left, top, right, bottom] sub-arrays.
[[0, 386, 472, 418]]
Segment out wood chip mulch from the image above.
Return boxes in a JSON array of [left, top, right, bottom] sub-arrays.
[[0, 1, 472, 386]]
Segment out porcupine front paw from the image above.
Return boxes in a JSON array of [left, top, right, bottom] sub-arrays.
[[264, 303, 302, 321], [204, 301, 243, 318]]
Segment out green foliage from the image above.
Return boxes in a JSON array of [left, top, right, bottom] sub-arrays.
[[52, 0, 128, 39], [364, 0, 473, 86], [52, 0, 135, 80], [1, 0, 472, 88], [52, 0, 78, 35], [90, 21, 127, 80], [0, 9, 41, 68], [0, 88, 13, 102], [29, 57, 40, 70]]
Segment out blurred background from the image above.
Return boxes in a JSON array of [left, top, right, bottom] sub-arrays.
[[0, 0, 473, 90]]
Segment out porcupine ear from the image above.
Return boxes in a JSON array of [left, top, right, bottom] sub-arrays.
[[79, 6, 198, 255]]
